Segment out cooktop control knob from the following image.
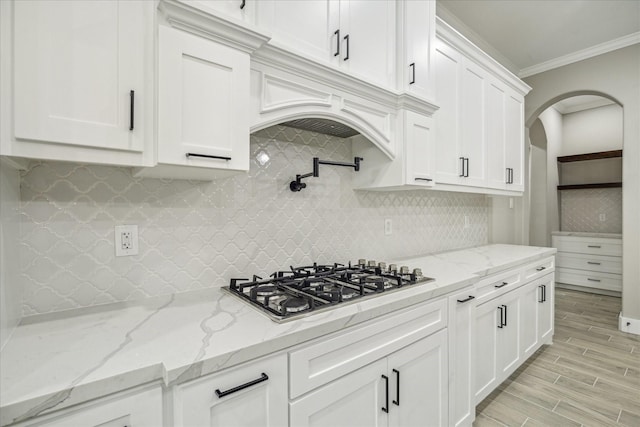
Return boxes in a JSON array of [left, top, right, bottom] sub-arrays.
[[389, 264, 398, 272], [400, 266, 409, 274], [378, 262, 387, 270], [367, 260, 377, 267], [413, 268, 423, 277]]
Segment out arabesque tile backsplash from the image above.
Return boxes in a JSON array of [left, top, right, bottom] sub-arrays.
[[19, 126, 488, 316], [560, 188, 622, 233]]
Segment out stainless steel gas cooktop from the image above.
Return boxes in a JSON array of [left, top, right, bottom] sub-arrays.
[[225, 260, 434, 322]]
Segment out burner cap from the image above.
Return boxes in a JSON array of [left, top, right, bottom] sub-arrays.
[[280, 296, 310, 313], [341, 287, 359, 300]]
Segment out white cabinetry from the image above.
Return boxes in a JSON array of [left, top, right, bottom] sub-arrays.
[[448, 287, 476, 427], [258, 0, 396, 89], [173, 352, 288, 427], [474, 258, 555, 404], [553, 234, 622, 293], [398, 0, 435, 100], [180, 0, 256, 24], [136, 26, 250, 180], [1, 0, 153, 166], [13, 386, 162, 427]]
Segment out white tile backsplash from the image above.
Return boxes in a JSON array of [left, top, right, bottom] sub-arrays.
[[560, 187, 622, 233], [19, 126, 488, 315]]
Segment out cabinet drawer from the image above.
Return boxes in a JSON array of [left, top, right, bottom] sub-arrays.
[[556, 267, 622, 292], [289, 298, 447, 399], [522, 257, 555, 281], [556, 253, 622, 274], [552, 236, 622, 257], [475, 270, 521, 305]]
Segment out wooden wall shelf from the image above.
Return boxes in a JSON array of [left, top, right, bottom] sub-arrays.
[[557, 182, 622, 190], [557, 150, 622, 163]]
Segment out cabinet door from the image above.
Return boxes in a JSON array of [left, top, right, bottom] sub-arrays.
[[402, 0, 434, 99], [13, 0, 146, 151], [180, 0, 255, 23], [258, 0, 339, 64], [485, 78, 507, 190], [290, 358, 387, 427], [404, 111, 435, 186], [474, 301, 499, 403], [459, 59, 487, 187], [496, 291, 521, 379], [174, 353, 288, 427], [537, 275, 554, 344], [505, 91, 525, 191], [448, 289, 476, 427], [15, 386, 162, 427], [434, 39, 463, 185], [388, 329, 448, 427], [519, 280, 540, 360], [341, 0, 396, 88], [158, 26, 249, 172]]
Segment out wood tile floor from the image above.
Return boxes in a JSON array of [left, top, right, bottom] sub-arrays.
[[474, 288, 640, 427]]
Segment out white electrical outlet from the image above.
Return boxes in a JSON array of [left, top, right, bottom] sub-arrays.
[[115, 225, 139, 256], [384, 218, 392, 235], [599, 213, 606, 222]]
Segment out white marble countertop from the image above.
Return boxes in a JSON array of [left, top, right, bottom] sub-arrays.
[[551, 231, 622, 239], [0, 244, 555, 425]]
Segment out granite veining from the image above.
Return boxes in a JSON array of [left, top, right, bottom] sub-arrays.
[[0, 244, 555, 425]]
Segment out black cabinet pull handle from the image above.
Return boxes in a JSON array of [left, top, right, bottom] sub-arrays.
[[539, 285, 544, 303], [186, 153, 232, 161], [536, 266, 546, 271], [240, 0, 245, 9], [409, 62, 415, 84], [215, 373, 268, 398], [587, 261, 601, 265], [494, 282, 508, 289], [510, 168, 514, 184], [381, 374, 389, 413], [459, 157, 465, 177], [457, 295, 475, 303], [415, 177, 433, 182], [588, 278, 601, 282], [465, 158, 469, 177], [588, 245, 601, 248], [334, 29, 340, 57], [502, 304, 507, 327], [497, 306, 504, 328], [129, 90, 134, 131], [543, 284, 546, 302], [343, 34, 349, 61], [392, 369, 400, 406]]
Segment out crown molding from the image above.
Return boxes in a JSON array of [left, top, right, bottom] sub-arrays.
[[519, 32, 640, 78]]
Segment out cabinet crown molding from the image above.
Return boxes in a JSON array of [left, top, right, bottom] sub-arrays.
[[436, 17, 531, 96], [158, 0, 270, 53]]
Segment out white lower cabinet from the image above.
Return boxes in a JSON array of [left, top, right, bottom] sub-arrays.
[[172, 352, 288, 427], [290, 330, 448, 427], [13, 385, 162, 427]]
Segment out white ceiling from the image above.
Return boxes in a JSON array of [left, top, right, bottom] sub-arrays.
[[437, 0, 640, 76]]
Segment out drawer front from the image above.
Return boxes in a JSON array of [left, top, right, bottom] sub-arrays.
[[556, 253, 622, 275], [289, 298, 447, 399], [556, 267, 622, 292], [552, 236, 622, 257], [475, 270, 521, 306], [522, 257, 556, 281]]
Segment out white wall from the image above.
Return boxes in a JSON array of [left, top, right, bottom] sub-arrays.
[[524, 44, 640, 328], [0, 159, 22, 350], [561, 104, 623, 156], [529, 144, 547, 247], [538, 108, 562, 243]]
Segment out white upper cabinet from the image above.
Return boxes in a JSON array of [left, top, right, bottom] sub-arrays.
[[504, 91, 525, 190], [137, 26, 250, 180], [405, 111, 436, 186], [486, 77, 508, 189], [459, 59, 487, 187], [399, 0, 435, 100], [179, 0, 256, 24], [258, 0, 396, 89], [2, 0, 153, 166]]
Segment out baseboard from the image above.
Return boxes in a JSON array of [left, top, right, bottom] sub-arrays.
[[618, 313, 640, 336]]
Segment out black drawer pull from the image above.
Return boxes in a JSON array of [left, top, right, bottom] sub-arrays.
[[215, 373, 268, 398], [536, 266, 546, 271], [415, 177, 433, 182], [409, 62, 415, 84], [587, 261, 601, 265], [494, 282, 508, 288], [381, 374, 389, 413], [343, 34, 349, 61], [588, 245, 601, 248], [457, 295, 475, 303], [186, 153, 232, 161], [459, 157, 465, 177], [129, 90, 134, 131], [240, 0, 245, 9], [392, 369, 400, 406], [587, 278, 601, 282], [334, 29, 340, 57]]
